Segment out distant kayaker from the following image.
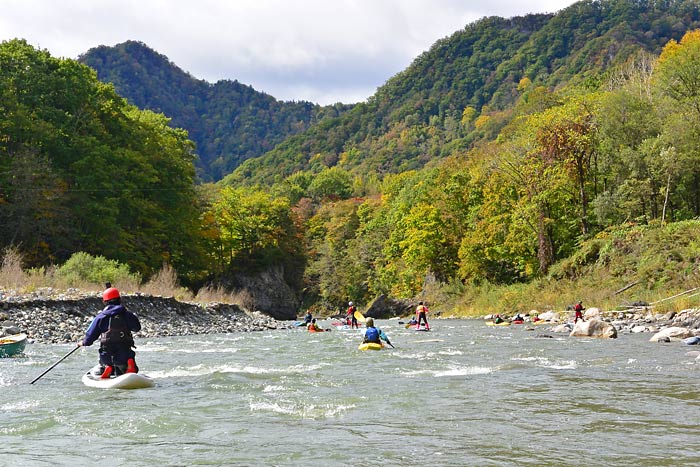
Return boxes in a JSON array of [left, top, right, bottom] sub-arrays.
[[363, 318, 393, 347], [346, 301, 359, 329], [574, 301, 585, 323], [78, 287, 141, 379], [307, 318, 325, 332], [304, 311, 313, 325], [415, 301, 430, 330], [405, 316, 418, 328], [494, 314, 504, 324]]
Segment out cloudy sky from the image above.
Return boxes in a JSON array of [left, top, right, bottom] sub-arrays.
[[2, 0, 578, 104]]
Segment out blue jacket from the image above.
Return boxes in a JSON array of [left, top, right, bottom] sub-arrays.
[[82, 304, 141, 347], [364, 326, 380, 343]]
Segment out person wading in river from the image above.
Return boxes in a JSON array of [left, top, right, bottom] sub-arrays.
[[78, 287, 141, 378], [415, 301, 430, 330]]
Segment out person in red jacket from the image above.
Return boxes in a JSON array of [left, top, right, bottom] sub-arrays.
[[346, 301, 359, 329], [574, 300, 585, 323]]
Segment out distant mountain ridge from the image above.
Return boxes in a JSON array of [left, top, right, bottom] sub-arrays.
[[79, 1, 700, 185], [223, 0, 700, 186], [79, 41, 350, 181]]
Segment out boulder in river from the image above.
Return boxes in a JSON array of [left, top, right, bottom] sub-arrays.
[[649, 327, 694, 342], [570, 318, 618, 338]]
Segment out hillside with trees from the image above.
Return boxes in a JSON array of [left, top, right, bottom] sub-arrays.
[[0, 39, 203, 281], [224, 0, 700, 186], [2, 0, 700, 317], [79, 41, 351, 181]]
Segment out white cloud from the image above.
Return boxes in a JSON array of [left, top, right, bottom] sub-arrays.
[[0, 0, 578, 104]]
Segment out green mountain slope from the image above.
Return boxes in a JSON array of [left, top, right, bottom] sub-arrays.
[[224, 0, 700, 186], [79, 41, 350, 181]]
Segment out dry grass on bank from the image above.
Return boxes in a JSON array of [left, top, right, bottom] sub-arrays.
[[0, 248, 243, 306]]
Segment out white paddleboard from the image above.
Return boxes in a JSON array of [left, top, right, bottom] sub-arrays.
[[82, 371, 155, 390]]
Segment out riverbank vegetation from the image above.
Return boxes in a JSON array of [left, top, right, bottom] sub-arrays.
[[2, 1, 700, 317]]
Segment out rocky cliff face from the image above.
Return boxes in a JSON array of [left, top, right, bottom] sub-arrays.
[[223, 264, 300, 320], [364, 295, 416, 319]]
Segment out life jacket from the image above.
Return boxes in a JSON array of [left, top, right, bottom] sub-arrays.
[[416, 305, 427, 314], [100, 311, 135, 349], [365, 327, 380, 342]]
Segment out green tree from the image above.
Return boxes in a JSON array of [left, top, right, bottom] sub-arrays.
[[208, 187, 295, 273], [307, 166, 353, 202]]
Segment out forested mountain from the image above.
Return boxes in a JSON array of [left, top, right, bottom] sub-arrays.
[[224, 0, 700, 186], [4, 0, 700, 316], [0, 39, 202, 279], [79, 41, 350, 181]]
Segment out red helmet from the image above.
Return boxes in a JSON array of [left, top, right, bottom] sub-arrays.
[[102, 287, 120, 301]]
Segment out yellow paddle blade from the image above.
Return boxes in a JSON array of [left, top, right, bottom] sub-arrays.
[[354, 310, 366, 323]]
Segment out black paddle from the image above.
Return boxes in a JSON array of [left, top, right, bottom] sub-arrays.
[[380, 332, 395, 348], [29, 345, 80, 384]]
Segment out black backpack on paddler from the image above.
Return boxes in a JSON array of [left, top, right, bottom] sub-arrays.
[[100, 311, 135, 350]]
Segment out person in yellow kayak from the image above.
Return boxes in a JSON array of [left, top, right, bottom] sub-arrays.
[[415, 301, 430, 330], [362, 318, 393, 347], [494, 314, 504, 324]]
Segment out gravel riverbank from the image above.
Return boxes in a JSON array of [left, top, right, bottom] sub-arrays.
[[2, 288, 699, 345], [0, 288, 294, 344]]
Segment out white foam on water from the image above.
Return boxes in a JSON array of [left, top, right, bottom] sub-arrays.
[[148, 362, 325, 378], [434, 366, 493, 377], [1, 400, 40, 411], [403, 366, 493, 377], [263, 385, 286, 392], [547, 360, 577, 370], [512, 355, 577, 370], [249, 400, 354, 419], [139, 345, 240, 354], [199, 348, 240, 353]]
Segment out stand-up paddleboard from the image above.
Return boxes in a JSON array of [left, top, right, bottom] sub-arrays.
[[82, 371, 154, 390], [358, 342, 383, 351]]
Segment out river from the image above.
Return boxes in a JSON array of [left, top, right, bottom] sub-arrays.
[[1, 319, 698, 466]]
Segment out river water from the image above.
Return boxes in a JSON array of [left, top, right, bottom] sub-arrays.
[[1, 319, 698, 466]]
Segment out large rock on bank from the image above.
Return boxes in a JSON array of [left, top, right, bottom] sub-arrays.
[[364, 294, 415, 319], [649, 327, 694, 342], [570, 318, 617, 338], [222, 265, 299, 320]]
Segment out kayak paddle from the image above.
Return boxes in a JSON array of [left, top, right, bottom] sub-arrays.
[[30, 345, 80, 384]]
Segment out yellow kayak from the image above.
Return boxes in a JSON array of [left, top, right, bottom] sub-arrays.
[[358, 342, 383, 351], [485, 321, 511, 326]]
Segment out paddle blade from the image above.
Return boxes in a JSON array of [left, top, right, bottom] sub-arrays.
[[354, 311, 366, 323]]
